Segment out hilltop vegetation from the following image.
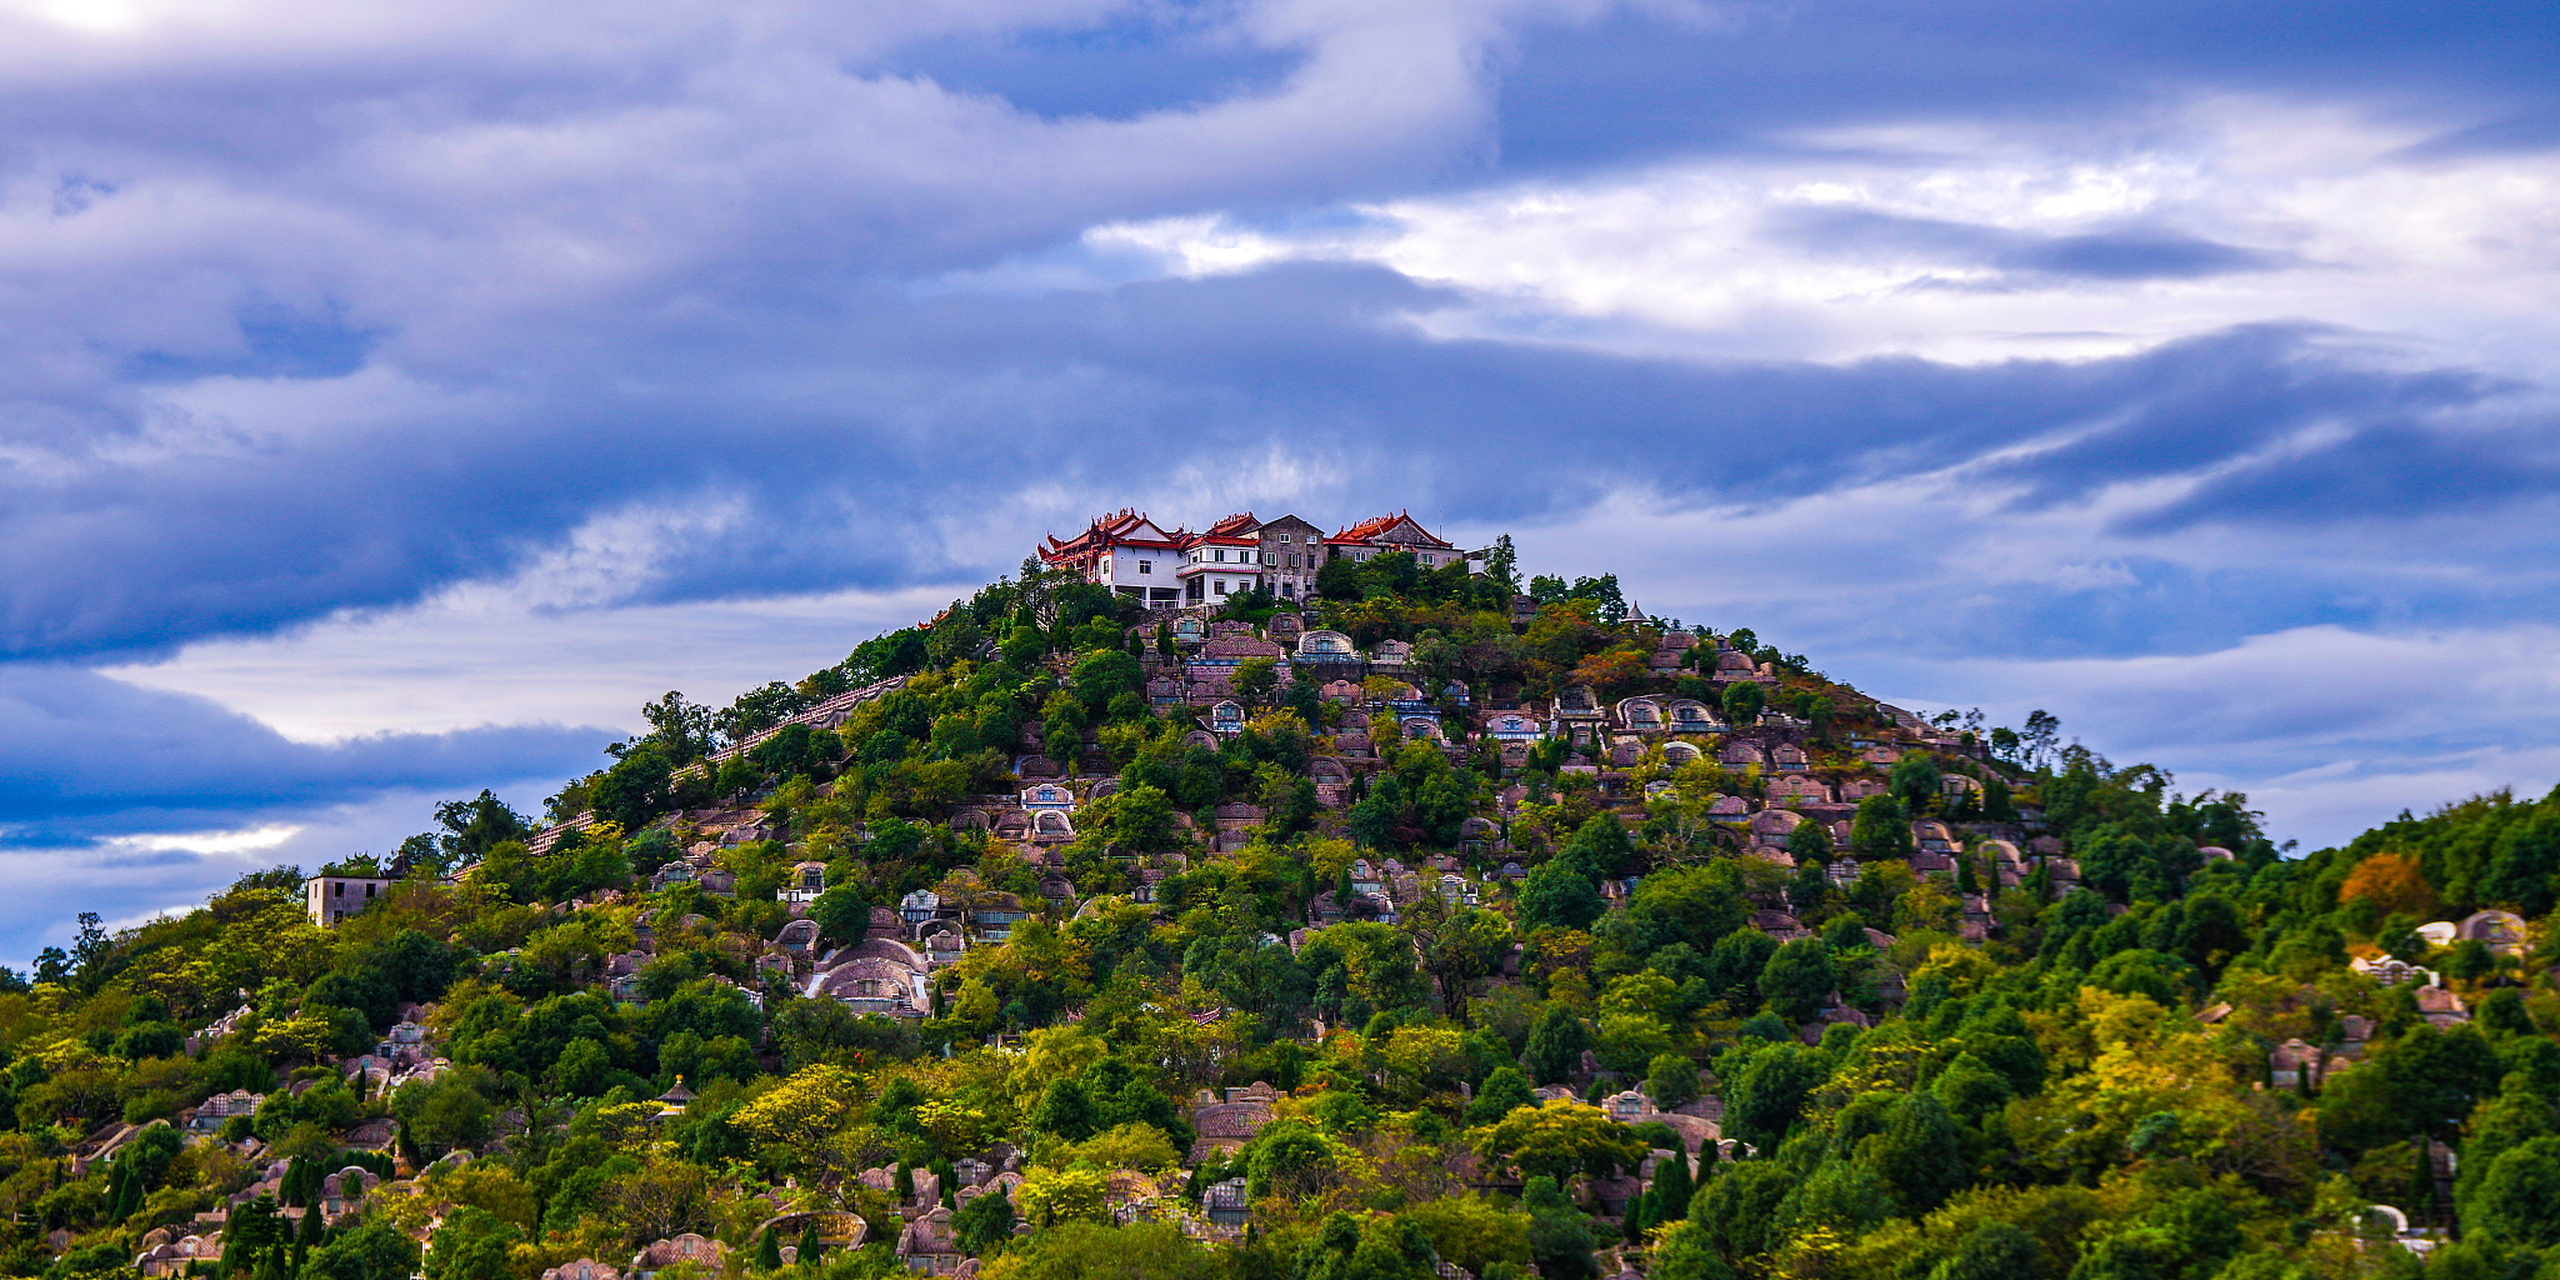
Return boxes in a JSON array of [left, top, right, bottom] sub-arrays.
[[4, 546, 2560, 1280]]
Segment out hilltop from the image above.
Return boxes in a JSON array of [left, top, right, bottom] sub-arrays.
[[4, 527, 2559, 1280]]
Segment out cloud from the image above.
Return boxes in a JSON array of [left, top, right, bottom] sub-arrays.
[[1769, 208, 2287, 282], [0, 0, 2557, 938], [0, 664, 602, 837]]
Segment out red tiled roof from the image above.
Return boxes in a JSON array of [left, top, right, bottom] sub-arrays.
[[1326, 511, 1454, 549]]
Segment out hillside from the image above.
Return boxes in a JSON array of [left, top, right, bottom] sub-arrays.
[[5, 538, 2559, 1280]]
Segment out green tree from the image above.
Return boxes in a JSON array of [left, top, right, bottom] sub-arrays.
[[301, 1221, 421, 1280], [808, 885, 872, 945], [1786, 816, 1832, 863], [1071, 650, 1145, 716], [1850, 793, 1912, 860], [1927, 1221, 2043, 1280], [1647, 1054, 1700, 1109], [1030, 1078, 1099, 1142], [1521, 1177, 1600, 1280], [1558, 817, 1636, 880], [1757, 938, 1837, 1023], [1484, 1095, 1638, 1182], [1517, 862, 1604, 934], [1647, 1221, 1734, 1280], [985, 1221, 1222, 1280], [1889, 752, 1944, 812], [394, 1072, 495, 1157], [954, 1185, 1017, 1254], [1859, 1091, 1968, 1214], [592, 745, 675, 831], [1522, 1005, 1589, 1086], [1689, 1161, 1794, 1265], [1232, 657, 1280, 710], [1723, 1041, 1827, 1151], [1467, 1067, 1539, 1125], [2467, 1135, 2560, 1247], [1649, 1137, 1693, 1225], [1719, 681, 1764, 725]]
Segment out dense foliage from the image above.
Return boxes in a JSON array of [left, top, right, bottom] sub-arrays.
[[5, 550, 2558, 1280]]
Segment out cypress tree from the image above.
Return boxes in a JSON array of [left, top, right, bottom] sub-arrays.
[[1651, 1140, 1693, 1225], [796, 1222, 823, 1267], [757, 1229, 783, 1272]]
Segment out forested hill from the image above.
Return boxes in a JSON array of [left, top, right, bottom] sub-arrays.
[[6, 549, 2560, 1280]]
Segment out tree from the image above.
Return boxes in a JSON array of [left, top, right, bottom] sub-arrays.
[[1850, 794, 1912, 860], [808, 885, 872, 945], [1719, 681, 1764, 725], [301, 1220, 420, 1280], [1558, 816, 1636, 880], [1521, 1177, 1600, 1280], [1522, 1005, 1589, 1085], [1468, 1067, 1538, 1125], [2019, 710, 2061, 770], [2467, 1135, 2560, 1248], [1889, 753, 1944, 813], [394, 1072, 495, 1157], [641, 691, 718, 765], [1697, 1166, 1796, 1263], [954, 1185, 1017, 1254], [2385, 1022, 2503, 1140], [1647, 1054, 1700, 1109], [1859, 1091, 1968, 1214], [1071, 650, 1145, 715], [1484, 535, 1520, 591], [729, 1065, 867, 1170], [1030, 1078, 1099, 1142], [1757, 939, 1837, 1023], [1787, 815, 1832, 863], [1409, 903, 1516, 1026], [592, 745, 675, 831], [1926, 1221, 2043, 1280], [1093, 784, 1179, 853], [1518, 862, 1604, 934], [1649, 1135, 1694, 1225], [1723, 1041, 1827, 1150], [1232, 657, 1280, 710], [1647, 1221, 1735, 1280], [435, 790, 532, 866]]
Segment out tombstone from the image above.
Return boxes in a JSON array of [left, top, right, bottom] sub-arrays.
[[1617, 698, 1663, 729]]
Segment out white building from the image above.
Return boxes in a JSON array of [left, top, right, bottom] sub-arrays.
[[1036, 509, 1187, 606], [307, 875, 398, 928]]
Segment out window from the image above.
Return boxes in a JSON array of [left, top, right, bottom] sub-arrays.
[[1288, 553, 1299, 567], [334, 882, 344, 897], [365, 883, 377, 897], [1215, 580, 1227, 594], [1139, 560, 1151, 574], [1214, 548, 1225, 562], [1420, 554, 1433, 565], [1278, 533, 1291, 543], [1262, 552, 1275, 565]]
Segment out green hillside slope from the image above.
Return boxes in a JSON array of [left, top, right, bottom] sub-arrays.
[[5, 551, 2557, 1280]]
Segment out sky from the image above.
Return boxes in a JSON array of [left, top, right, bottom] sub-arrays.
[[4, 0, 2558, 966]]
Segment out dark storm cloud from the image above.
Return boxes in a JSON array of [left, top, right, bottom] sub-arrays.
[[5, 262, 2546, 667], [0, 665, 602, 837]]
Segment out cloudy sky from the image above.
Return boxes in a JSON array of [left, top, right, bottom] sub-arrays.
[[4, 0, 2557, 964]]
